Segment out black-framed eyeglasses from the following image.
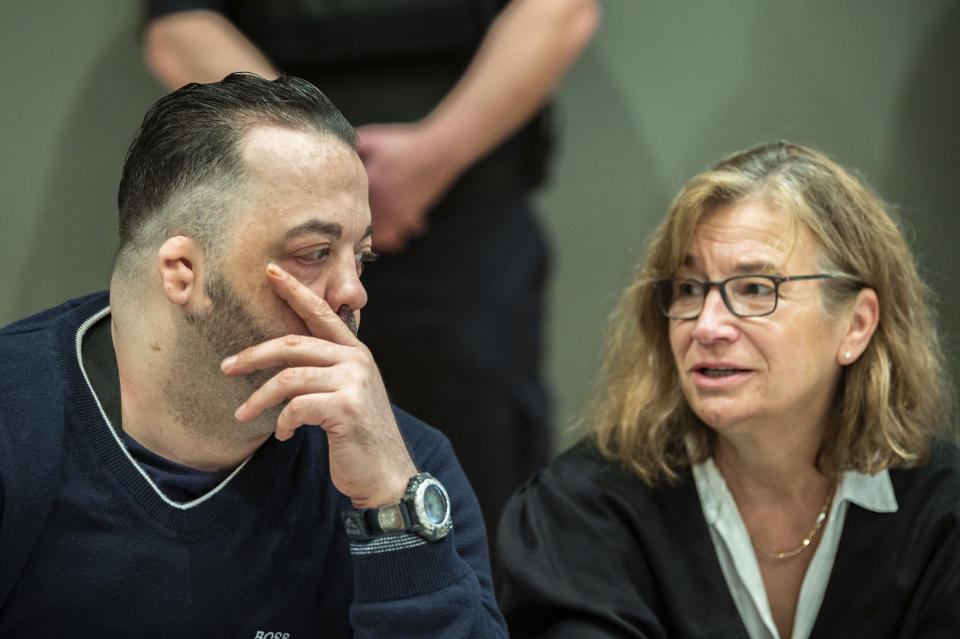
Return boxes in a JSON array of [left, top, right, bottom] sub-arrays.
[[654, 274, 837, 319]]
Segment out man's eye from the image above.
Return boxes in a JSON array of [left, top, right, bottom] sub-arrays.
[[301, 248, 331, 262], [356, 251, 378, 275]]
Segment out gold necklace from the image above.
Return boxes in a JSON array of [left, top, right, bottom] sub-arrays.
[[751, 484, 836, 560]]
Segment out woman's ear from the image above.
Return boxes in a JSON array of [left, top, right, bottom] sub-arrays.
[[156, 235, 206, 309], [837, 287, 880, 365]]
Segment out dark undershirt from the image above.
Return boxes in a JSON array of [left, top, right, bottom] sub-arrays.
[[81, 315, 229, 502]]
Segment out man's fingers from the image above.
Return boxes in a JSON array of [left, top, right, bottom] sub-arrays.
[[265, 263, 357, 345], [221, 334, 342, 375], [234, 366, 340, 422], [274, 393, 329, 441]]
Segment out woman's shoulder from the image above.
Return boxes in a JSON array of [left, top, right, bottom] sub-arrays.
[[511, 438, 697, 521], [531, 439, 652, 492], [927, 438, 960, 470], [892, 439, 960, 481], [498, 441, 735, 639], [888, 438, 960, 514]]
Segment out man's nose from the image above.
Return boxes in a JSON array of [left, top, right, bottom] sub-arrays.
[[323, 256, 368, 315]]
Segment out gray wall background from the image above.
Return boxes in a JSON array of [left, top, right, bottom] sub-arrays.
[[2, 1, 957, 451]]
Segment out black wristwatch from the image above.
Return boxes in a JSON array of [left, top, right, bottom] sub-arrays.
[[342, 472, 452, 542]]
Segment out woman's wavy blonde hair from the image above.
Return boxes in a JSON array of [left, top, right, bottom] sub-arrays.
[[593, 141, 951, 485]]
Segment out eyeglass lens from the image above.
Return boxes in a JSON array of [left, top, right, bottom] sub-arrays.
[[659, 276, 778, 318]]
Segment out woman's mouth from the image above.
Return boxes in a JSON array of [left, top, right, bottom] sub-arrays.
[[698, 367, 749, 378]]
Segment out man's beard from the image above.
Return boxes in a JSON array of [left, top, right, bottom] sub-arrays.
[[165, 270, 360, 448], [166, 273, 285, 446]]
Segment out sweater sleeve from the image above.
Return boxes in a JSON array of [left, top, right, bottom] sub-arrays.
[[346, 411, 507, 638]]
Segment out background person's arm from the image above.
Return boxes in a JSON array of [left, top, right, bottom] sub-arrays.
[[358, 0, 601, 251], [142, 0, 600, 251], [144, 9, 278, 89]]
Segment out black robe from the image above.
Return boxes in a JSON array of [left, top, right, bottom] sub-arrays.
[[498, 439, 960, 638]]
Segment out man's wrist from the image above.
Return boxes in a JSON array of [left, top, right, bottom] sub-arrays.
[[351, 463, 419, 509], [342, 472, 452, 543]]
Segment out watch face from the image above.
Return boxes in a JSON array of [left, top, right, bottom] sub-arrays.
[[422, 484, 448, 524], [408, 473, 452, 541]]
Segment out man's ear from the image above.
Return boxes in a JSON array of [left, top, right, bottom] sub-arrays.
[[157, 235, 207, 309], [837, 287, 880, 365]]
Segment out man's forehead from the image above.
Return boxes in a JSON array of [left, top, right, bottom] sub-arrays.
[[218, 131, 369, 247], [235, 124, 367, 206], [239, 124, 354, 166], [283, 219, 374, 242]]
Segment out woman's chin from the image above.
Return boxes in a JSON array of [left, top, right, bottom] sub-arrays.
[[691, 402, 759, 435]]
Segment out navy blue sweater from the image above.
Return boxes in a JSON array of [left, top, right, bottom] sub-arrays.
[[0, 292, 507, 637]]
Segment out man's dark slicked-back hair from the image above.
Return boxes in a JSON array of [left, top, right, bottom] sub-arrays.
[[114, 73, 356, 272]]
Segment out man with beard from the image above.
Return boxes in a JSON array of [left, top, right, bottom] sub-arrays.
[[143, 0, 602, 549], [0, 73, 506, 638]]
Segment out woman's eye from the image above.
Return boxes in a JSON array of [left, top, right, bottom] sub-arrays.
[[675, 281, 701, 298], [739, 280, 775, 296]]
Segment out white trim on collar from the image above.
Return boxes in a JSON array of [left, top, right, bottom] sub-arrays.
[[75, 307, 250, 511]]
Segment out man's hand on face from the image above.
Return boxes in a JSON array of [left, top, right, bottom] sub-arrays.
[[220, 263, 418, 508]]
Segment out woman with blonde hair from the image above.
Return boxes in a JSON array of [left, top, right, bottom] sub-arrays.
[[498, 141, 959, 638]]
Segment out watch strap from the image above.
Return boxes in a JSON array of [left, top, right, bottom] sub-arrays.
[[341, 472, 452, 543], [342, 502, 414, 541]]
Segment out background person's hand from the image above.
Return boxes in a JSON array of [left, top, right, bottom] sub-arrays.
[[356, 123, 463, 253]]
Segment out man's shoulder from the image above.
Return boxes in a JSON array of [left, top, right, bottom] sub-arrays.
[[0, 296, 105, 612], [0, 295, 97, 490], [0, 291, 108, 399], [390, 405, 453, 459], [0, 292, 109, 338]]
